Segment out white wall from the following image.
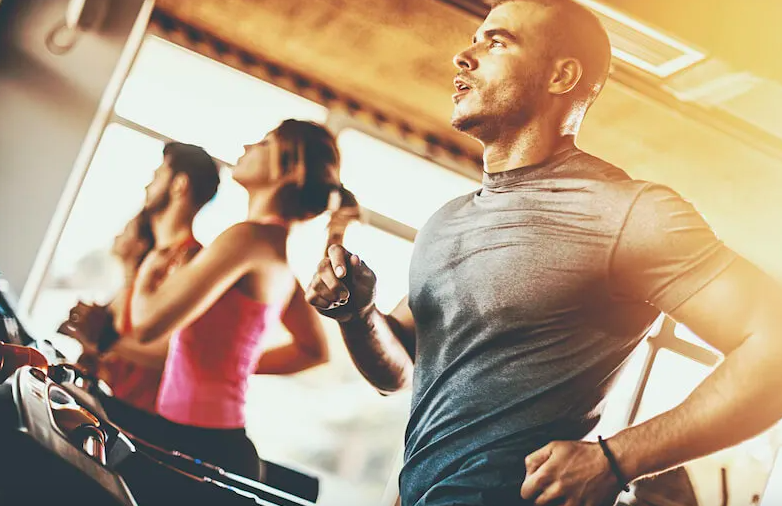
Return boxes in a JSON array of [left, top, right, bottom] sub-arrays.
[[0, 0, 153, 302]]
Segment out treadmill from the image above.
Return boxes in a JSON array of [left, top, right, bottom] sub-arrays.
[[0, 272, 320, 505]]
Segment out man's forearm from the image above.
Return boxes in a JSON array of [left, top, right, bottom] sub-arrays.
[[610, 331, 782, 481], [340, 305, 414, 393], [112, 336, 169, 369]]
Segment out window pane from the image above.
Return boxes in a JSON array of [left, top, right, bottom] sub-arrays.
[[633, 351, 782, 506], [116, 37, 328, 163], [30, 121, 414, 504], [338, 129, 480, 230], [30, 123, 164, 358], [192, 168, 248, 246], [585, 340, 650, 438], [246, 348, 411, 506], [247, 218, 414, 505], [587, 342, 782, 505], [35, 38, 424, 503], [287, 215, 413, 313], [675, 322, 721, 355], [634, 349, 712, 424], [343, 223, 414, 313], [761, 448, 782, 506]]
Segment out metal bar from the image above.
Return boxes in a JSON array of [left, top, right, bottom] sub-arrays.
[[653, 316, 721, 367], [113, 114, 178, 152], [623, 316, 722, 426], [624, 316, 719, 428], [363, 210, 417, 243], [624, 317, 678, 427], [659, 336, 721, 368], [721, 467, 729, 506], [625, 340, 659, 427]]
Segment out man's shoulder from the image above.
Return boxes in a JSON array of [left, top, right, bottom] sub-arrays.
[[568, 150, 668, 205], [568, 150, 634, 185], [427, 189, 478, 221]]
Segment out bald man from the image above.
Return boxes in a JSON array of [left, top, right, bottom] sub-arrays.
[[306, 1, 782, 505]]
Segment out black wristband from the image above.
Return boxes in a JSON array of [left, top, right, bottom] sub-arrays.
[[597, 436, 630, 492], [96, 315, 120, 354]]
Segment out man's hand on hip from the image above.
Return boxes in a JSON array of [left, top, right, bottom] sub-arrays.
[[520, 440, 622, 506]]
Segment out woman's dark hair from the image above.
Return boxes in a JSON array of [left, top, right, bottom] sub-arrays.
[[273, 120, 360, 252]]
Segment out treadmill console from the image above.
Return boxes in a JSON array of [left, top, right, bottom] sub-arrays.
[[0, 366, 136, 506]]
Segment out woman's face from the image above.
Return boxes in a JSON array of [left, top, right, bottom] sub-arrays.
[[231, 131, 282, 189]]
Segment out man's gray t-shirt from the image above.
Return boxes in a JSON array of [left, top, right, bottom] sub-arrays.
[[401, 148, 736, 506]]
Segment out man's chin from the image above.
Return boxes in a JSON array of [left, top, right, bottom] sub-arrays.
[[451, 111, 482, 137]]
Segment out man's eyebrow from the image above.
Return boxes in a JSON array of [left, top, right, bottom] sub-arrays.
[[473, 28, 519, 44]]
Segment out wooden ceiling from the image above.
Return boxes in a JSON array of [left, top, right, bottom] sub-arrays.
[[152, 0, 782, 280], [155, 0, 483, 158]]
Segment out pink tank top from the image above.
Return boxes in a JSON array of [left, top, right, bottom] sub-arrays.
[[156, 288, 283, 428]]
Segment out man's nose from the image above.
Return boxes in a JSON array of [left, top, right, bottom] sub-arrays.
[[453, 47, 477, 70]]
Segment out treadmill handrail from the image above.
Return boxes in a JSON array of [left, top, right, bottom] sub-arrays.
[[103, 417, 316, 506]]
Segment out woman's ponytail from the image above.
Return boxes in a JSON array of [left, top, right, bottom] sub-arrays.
[[271, 120, 361, 252], [325, 185, 361, 255]]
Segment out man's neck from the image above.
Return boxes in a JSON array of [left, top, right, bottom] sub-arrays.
[[482, 121, 577, 174], [150, 206, 194, 250], [122, 264, 137, 284]]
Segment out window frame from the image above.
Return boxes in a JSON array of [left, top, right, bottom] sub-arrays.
[[623, 316, 720, 428]]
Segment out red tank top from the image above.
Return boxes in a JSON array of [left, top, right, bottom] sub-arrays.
[[105, 236, 200, 412]]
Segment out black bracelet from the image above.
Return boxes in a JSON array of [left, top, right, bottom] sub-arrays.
[[597, 436, 630, 492], [96, 315, 120, 354]]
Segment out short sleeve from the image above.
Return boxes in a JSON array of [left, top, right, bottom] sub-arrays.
[[609, 183, 737, 313]]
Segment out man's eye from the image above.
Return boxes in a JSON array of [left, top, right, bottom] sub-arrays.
[[490, 39, 505, 48]]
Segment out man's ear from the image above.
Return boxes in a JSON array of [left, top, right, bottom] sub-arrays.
[[171, 173, 190, 200], [548, 57, 583, 95]]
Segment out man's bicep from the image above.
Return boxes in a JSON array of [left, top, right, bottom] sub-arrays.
[[388, 296, 416, 360], [610, 184, 736, 308], [669, 257, 782, 355]]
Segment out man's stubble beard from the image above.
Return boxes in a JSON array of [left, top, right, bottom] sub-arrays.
[[144, 191, 170, 218], [451, 98, 493, 140], [451, 107, 506, 145]]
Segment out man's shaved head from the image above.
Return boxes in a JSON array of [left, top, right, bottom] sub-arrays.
[[451, 0, 612, 142], [488, 0, 611, 103]]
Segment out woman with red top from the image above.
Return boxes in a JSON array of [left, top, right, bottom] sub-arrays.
[[64, 120, 360, 479]]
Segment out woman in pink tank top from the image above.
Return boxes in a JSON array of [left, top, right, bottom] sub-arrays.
[[69, 120, 360, 479]]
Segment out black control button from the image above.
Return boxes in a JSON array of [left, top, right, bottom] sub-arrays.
[[29, 367, 46, 382]]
